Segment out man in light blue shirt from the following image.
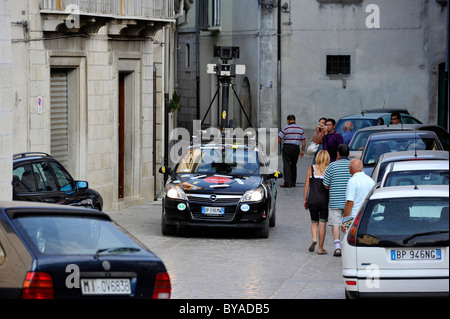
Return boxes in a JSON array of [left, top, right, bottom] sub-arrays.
[[344, 159, 375, 218]]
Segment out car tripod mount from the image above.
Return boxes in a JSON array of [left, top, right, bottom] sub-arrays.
[[203, 45, 251, 135]]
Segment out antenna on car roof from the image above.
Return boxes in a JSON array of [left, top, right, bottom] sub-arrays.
[[414, 132, 418, 158], [360, 98, 364, 115]]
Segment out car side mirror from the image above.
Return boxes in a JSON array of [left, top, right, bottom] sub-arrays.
[[342, 216, 354, 227], [76, 181, 89, 190], [270, 171, 283, 179], [159, 166, 172, 175]]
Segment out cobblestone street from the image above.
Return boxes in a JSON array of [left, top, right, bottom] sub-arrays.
[[108, 154, 345, 299]]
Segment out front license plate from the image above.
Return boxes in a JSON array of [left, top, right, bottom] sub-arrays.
[[202, 206, 225, 216], [81, 278, 131, 295], [391, 249, 442, 261]]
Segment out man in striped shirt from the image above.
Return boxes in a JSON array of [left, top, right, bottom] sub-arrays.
[[276, 115, 306, 188], [323, 144, 351, 256]]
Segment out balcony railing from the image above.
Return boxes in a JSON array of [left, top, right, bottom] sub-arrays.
[[40, 0, 175, 20]]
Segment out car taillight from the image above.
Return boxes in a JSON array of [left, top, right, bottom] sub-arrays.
[[22, 272, 54, 299], [152, 272, 171, 299], [347, 211, 363, 246]]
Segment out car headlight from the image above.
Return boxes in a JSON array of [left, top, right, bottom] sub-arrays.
[[166, 183, 187, 200], [241, 187, 264, 202]]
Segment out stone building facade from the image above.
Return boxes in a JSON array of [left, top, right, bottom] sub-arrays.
[[176, 0, 448, 137], [1, 0, 189, 210]]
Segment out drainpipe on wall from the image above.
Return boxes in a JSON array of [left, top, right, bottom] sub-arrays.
[[195, 0, 200, 122], [277, 0, 281, 150]]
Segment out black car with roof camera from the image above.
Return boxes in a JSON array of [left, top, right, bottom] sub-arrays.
[[12, 152, 103, 211], [159, 140, 282, 238]]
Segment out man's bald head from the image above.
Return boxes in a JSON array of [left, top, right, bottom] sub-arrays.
[[349, 159, 363, 175]]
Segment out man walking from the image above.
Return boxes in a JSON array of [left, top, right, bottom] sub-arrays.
[[344, 159, 375, 218], [323, 144, 351, 256], [323, 118, 343, 162], [275, 115, 306, 188]]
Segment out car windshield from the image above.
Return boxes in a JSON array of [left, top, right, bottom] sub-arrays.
[[349, 131, 378, 150], [363, 137, 439, 166], [384, 170, 449, 186], [357, 197, 449, 247], [176, 146, 261, 176], [12, 216, 147, 256]]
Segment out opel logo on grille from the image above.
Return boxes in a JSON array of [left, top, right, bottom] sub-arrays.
[[210, 194, 217, 202]]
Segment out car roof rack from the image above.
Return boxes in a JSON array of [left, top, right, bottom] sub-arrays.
[[13, 152, 51, 159], [191, 128, 258, 148]]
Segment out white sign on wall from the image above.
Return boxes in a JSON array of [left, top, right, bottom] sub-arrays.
[[37, 96, 43, 115]]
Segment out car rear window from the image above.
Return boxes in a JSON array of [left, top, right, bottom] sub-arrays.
[[357, 198, 449, 247], [12, 216, 147, 256], [384, 170, 449, 186], [335, 119, 378, 135], [363, 137, 440, 166]]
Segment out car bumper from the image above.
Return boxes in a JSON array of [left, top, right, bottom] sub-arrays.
[[343, 269, 449, 299], [162, 197, 269, 229]]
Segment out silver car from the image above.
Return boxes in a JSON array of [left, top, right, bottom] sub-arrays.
[[360, 131, 444, 176], [371, 150, 449, 183], [380, 160, 449, 187], [342, 185, 449, 299]]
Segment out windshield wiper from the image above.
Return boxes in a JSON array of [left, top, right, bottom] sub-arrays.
[[95, 247, 140, 258], [403, 231, 449, 244]]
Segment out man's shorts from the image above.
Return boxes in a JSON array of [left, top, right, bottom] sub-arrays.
[[328, 209, 344, 226]]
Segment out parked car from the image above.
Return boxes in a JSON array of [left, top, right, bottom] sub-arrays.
[[371, 150, 449, 183], [159, 143, 282, 238], [360, 131, 444, 176], [12, 152, 103, 211], [0, 201, 171, 299], [348, 124, 449, 159], [342, 185, 449, 299], [335, 112, 422, 135], [363, 108, 410, 115], [380, 160, 449, 187]]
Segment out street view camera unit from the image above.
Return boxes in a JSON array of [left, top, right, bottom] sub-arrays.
[[203, 45, 250, 135], [207, 45, 246, 78]]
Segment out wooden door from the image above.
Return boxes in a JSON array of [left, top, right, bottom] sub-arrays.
[[118, 73, 125, 198]]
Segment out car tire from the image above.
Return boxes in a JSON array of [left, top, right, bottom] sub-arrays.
[[269, 205, 276, 227], [255, 217, 270, 239], [161, 214, 177, 236]]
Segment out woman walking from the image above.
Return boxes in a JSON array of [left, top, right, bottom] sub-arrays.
[[303, 150, 330, 254]]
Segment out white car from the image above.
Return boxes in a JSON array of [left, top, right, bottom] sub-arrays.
[[342, 185, 449, 299], [380, 160, 449, 187]]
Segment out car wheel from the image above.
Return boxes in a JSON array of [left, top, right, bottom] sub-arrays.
[[269, 205, 276, 227], [255, 217, 270, 239], [161, 214, 177, 236]]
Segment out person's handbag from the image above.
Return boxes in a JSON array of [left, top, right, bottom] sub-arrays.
[[306, 142, 319, 155]]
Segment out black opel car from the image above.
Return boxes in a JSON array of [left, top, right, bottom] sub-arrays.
[[0, 201, 170, 299], [12, 152, 103, 211], [159, 143, 282, 238]]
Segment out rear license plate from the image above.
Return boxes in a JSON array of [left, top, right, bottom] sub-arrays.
[[391, 249, 442, 261], [81, 278, 131, 295], [202, 206, 225, 216]]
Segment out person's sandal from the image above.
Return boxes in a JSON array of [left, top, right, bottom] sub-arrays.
[[318, 250, 327, 255], [333, 248, 341, 257], [308, 241, 317, 252]]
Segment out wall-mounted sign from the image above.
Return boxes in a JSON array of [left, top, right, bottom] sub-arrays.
[[37, 96, 43, 115]]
